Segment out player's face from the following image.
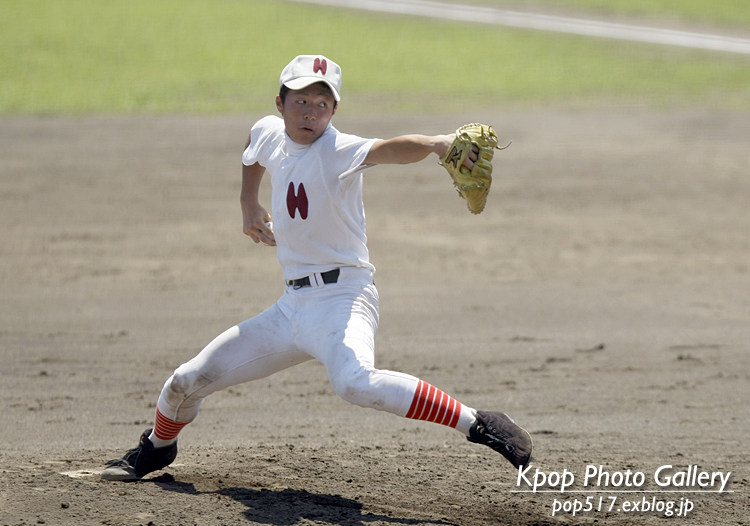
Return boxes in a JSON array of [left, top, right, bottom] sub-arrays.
[[276, 85, 337, 145]]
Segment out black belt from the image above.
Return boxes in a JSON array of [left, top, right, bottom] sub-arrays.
[[286, 268, 340, 289]]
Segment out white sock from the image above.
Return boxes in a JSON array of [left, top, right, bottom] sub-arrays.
[[148, 430, 176, 448], [455, 406, 478, 436]]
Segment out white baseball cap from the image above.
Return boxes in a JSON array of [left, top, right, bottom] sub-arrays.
[[279, 55, 342, 102]]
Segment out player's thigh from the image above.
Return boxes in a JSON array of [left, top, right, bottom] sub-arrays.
[[173, 304, 309, 396], [302, 284, 417, 411], [304, 283, 379, 373]]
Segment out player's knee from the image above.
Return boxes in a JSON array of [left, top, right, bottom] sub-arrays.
[[162, 365, 204, 406], [168, 370, 189, 395], [330, 366, 378, 408]]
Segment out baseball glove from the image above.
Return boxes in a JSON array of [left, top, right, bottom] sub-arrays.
[[439, 123, 507, 215]]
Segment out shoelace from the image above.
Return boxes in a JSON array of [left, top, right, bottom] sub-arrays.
[[104, 445, 141, 467], [482, 434, 516, 453], [476, 419, 517, 454]]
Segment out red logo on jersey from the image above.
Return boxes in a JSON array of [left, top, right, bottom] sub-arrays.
[[313, 58, 327, 75], [286, 182, 308, 219]]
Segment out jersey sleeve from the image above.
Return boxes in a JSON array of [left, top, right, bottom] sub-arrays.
[[327, 131, 379, 180], [242, 115, 284, 167]]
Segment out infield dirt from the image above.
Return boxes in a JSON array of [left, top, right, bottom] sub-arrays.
[[1, 109, 748, 525]]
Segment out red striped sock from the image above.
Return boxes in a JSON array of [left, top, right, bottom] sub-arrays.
[[405, 380, 462, 428], [153, 407, 189, 441]]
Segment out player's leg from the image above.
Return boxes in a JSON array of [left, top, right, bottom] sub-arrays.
[[102, 301, 310, 481], [303, 281, 532, 468], [305, 282, 474, 430], [151, 303, 307, 443]]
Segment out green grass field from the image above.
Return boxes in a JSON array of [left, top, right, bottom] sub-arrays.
[[452, 0, 750, 28], [2, 0, 749, 114]]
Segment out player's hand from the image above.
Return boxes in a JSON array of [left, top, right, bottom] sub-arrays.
[[464, 144, 480, 170], [242, 204, 276, 246], [438, 133, 478, 171]]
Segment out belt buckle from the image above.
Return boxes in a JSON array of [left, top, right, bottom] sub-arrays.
[[287, 276, 309, 289]]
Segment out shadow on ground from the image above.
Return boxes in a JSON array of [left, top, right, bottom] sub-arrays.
[[153, 474, 458, 526]]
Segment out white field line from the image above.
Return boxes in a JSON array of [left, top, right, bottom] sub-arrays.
[[285, 0, 750, 55]]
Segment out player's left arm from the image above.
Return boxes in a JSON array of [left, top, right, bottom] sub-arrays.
[[364, 134, 477, 167]]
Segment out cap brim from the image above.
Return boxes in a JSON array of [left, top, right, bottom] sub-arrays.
[[283, 77, 340, 101]]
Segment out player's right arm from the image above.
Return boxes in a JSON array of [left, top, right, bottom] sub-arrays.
[[240, 161, 275, 246]]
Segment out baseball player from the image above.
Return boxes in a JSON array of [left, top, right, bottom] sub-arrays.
[[102, 55, 532, 482]]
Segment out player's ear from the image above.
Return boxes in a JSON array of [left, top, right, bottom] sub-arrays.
[[276, 95, 284, 114], [331, 102, 337, 117]]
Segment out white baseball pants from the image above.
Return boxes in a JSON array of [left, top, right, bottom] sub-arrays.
[[156, 268, 422, 425]]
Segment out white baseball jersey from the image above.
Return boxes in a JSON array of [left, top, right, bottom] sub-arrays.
[[242, 115, 378, 282]]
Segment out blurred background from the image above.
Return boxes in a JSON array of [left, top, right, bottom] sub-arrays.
[[2, 0, 749, 115]]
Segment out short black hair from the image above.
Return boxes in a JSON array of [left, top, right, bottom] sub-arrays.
[[279, 82, 338, 108]]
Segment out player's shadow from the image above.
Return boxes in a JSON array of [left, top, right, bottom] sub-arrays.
[[151, 475, 456, 526]]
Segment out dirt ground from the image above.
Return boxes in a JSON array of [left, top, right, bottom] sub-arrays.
[[1, 108, 748, 526]]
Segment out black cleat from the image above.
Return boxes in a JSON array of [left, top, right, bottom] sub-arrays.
[[467, 411, 533, 469], [101, 428, 177, 481]]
